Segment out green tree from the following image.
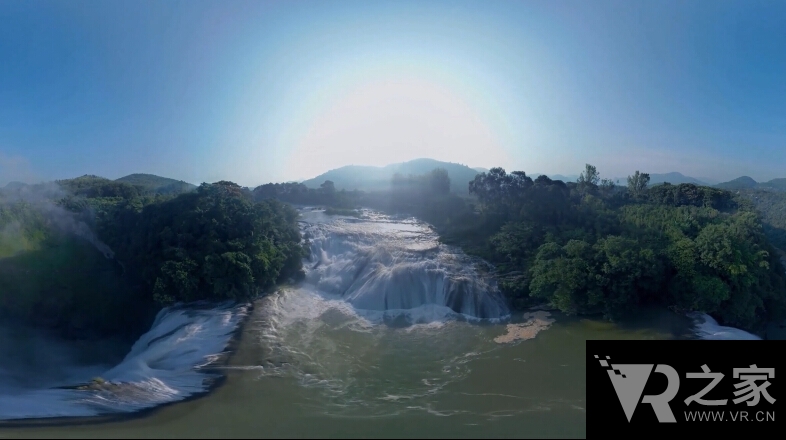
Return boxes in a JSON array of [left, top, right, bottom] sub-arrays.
[[593, 236, 662, 316], [627, 171, 650, 198], [577, 164, 600, 189], [529, 239, 602, 315]]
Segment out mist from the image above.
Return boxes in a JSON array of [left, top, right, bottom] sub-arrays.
[[0, 182, 115, 259]]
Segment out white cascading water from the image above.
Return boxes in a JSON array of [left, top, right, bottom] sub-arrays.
[[689, 312, 762, 340], [0, 302, 247, 421], [300, 208, 510, 323]]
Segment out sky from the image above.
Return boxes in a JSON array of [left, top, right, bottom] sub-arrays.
[[1, 0, 784, 187]]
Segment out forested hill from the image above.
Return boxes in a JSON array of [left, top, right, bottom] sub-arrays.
[[715, 176, 786, 191], [115, 173, 197, 194], [300, 158, 480, 194], [0, 177, 305, 340], [54, 174, 196, 199]]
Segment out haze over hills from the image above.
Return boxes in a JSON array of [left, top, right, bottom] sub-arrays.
[[646, 172, 708, 186], [2, 181, 28, 190], [763, 179, 786, 191], [715, 176, 759, 190], [300, 158, 482, 194], [696, 177, 722, 186]]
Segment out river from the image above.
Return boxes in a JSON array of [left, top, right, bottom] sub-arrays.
[[0, 208, 760, 438]]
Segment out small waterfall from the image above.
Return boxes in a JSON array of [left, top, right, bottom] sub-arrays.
[[299, 209, 510, 322], [689, 312, 762, 340]]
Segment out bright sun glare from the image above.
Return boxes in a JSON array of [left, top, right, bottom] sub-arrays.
[[284, 76, 512, 177]]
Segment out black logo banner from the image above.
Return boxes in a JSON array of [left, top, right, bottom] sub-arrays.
[[587, 340, 784, 438]]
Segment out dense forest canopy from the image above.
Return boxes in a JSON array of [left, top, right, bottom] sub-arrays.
[[0, 178, 305, 339], [463, 166, 785, 331], [100, 181, 306, 305], [734, 188, 786, 253]]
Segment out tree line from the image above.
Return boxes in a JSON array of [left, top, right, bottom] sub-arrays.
[[457, 164, 785, 331]]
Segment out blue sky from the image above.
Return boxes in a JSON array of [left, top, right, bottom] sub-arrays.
[[1, 0, 784, 187]]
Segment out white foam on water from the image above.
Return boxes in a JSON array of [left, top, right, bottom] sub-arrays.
[[0, 301, 247, 421], [689, 312, 762, 340], [248, 283, 506, 418]]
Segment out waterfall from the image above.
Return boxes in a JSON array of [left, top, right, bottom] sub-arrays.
[[0, 301, 247, 421], [299, 209, 510, 322], [689, 312, 762, 340]]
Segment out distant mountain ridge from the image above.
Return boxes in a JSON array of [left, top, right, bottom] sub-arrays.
[[646, 172, 707, 186], [716, 176, 758, 190], [300, 158, 482, 194], [716, 176, 786, 191]]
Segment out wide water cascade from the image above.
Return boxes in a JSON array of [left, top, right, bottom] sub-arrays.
[[299, 209, 510, 323]]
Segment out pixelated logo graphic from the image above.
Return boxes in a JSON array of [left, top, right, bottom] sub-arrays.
[[594, 355, 680, 423]]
